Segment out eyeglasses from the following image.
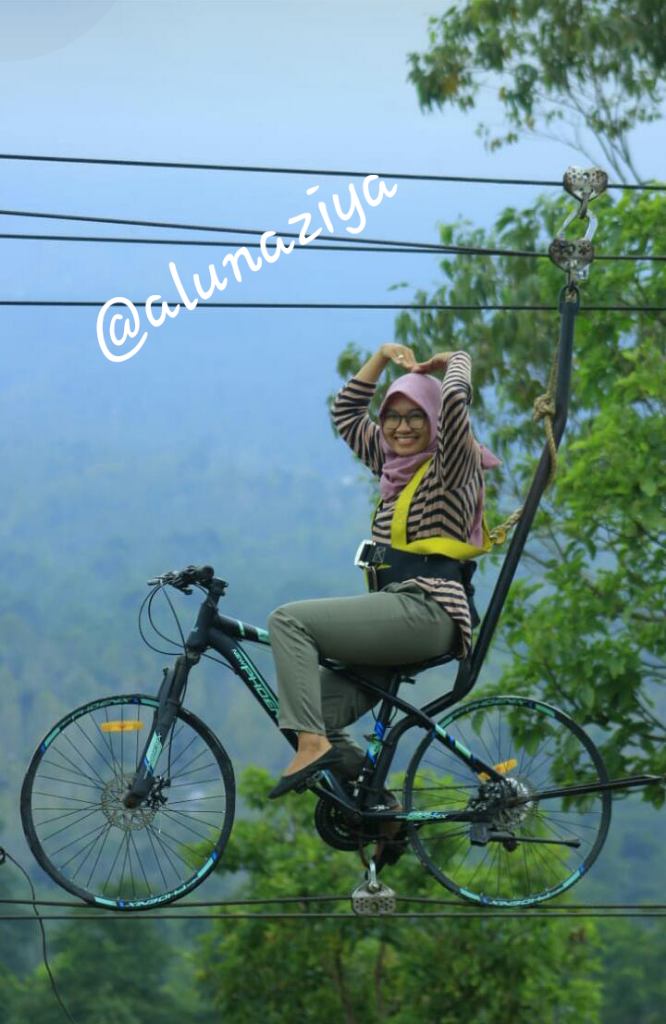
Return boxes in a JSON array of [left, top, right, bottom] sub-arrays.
[[382, 410, 427, 430]]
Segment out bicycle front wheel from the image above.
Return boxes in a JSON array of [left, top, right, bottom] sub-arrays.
[[404, 695, 611, 907], [21, 694, 235, 910]]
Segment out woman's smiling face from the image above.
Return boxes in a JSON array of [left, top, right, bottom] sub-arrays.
[[381, 395, 431, 455]]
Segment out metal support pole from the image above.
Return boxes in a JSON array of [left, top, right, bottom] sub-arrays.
[[468, 284, 579, 690], [454, 166, 607, 694]]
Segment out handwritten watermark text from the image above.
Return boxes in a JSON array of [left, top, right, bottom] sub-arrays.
[[96, 175, 397, 362]]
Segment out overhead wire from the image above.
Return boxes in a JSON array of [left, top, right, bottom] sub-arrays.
[[0, 209, 664, 263], [0, 151, 664, 189], [0, 206, 555, 254], [0, 230, 664, 262], [2, 301, 664, 311], [0, 233, 448, 254], [3, 912, 666, 920], [2, 894, 666, 916]]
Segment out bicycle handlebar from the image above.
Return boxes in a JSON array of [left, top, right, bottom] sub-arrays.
[[147, 564, 217, 593]]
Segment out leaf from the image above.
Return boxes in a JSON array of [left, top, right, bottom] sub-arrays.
[[639, 479, 658, 498]]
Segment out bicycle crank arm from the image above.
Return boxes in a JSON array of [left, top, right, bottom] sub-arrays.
[[507, 773, 663, 807]]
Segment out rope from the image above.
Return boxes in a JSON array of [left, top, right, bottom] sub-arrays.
[[0, 152, 663, 189], [488, 338, 560, 547]]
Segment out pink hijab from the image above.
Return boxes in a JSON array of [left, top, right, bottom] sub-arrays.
[[378, 372, 501, 547]]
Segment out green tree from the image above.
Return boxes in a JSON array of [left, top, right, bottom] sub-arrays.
[[596, 918, 666, 1024], [5, 917, 181, 1024], [195, 768, 603, 1024], [332, 186, 666, 795], [407, 0, 666, 183]]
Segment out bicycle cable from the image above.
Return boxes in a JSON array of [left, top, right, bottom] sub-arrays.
[[138, 581, 247, 669]]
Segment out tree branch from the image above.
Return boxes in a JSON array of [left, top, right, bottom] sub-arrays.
[[322, 947, 359, 1024], [374, 939, 388, 1023]]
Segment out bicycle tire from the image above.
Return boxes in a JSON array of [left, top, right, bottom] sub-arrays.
[[404, 695, 611, 907], [21, 693, 235, 911]]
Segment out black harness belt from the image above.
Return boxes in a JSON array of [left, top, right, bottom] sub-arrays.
[[354, 540, 481, 629]]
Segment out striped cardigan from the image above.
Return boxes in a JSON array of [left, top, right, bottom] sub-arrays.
[[331, 351, 482, 660]]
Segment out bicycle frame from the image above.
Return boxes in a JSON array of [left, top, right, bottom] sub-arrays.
[[124, 584, 508, 819]]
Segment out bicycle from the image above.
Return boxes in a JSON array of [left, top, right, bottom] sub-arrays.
[[20, 563, 656, 913]]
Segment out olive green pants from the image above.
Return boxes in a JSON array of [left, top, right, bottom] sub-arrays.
[[267, 582, 459, 776]]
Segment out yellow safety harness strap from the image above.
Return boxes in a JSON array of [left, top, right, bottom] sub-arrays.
[[374, 456, 494, 560]]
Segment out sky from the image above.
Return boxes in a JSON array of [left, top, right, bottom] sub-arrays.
[[0, 0, 661, 479], [0, 0, 662, 473]]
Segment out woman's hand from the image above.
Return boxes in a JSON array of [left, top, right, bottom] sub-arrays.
[[412, 351, 458, 376], [379, 343, 418, 370]]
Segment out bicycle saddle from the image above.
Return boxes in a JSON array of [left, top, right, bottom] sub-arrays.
[[321, 650, 457, 682]]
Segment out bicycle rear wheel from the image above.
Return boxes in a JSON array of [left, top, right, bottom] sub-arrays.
[[404, 695, 611, 907], [21, 694, 235, 910]]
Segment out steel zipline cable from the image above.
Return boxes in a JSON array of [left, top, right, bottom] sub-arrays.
[[0, 231, 664, 263], [2, 301, 665, 312], [3, 893, 666, 919], [0, 151, 665, 190], [0, 208, 664, 262]]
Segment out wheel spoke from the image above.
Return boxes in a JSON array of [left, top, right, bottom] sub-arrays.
[[61, 823, 111, 875], [159, 806, 223, 837], [42, 748, 106, 789], [85, 825, 114, 890], [62, 733, 107, 788]]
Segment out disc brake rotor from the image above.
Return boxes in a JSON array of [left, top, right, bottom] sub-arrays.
[[101, 773, 158, 831]]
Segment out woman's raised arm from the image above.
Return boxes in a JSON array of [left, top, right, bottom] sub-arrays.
[[331, 344, 417, 476], [422, 350, 478, 489], [355, 343, 418, 383]]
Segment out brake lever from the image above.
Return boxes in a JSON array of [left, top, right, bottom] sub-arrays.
[[146, 572, 177, 587]]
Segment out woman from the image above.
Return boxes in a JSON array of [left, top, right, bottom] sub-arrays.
[[267, 342, 494, 800]]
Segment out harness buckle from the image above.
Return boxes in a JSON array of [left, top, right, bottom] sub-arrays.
[[354, 541, 387, 592], [354, 540, 386, 568]]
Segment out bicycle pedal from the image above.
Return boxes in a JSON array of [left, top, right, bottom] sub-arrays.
[[305, 768, 335, 791], [351, 880, 396, 916]]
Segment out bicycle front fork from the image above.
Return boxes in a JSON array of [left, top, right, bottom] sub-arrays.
[[123, 655, 193, 808]]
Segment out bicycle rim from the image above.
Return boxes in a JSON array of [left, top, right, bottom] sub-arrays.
[[21, 694, 235, 910], [404, 695, 611, 907]]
